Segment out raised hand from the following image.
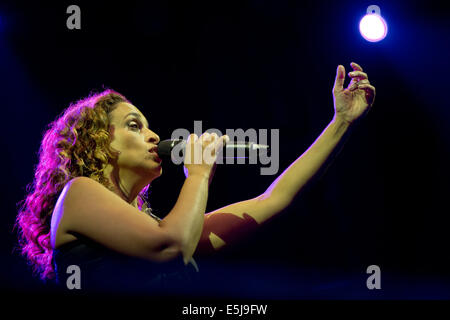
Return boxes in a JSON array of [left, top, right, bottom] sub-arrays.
[[332, 62, 376, 124]]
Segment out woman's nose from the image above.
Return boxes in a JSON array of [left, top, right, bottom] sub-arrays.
[[148, 130, 160, 144]]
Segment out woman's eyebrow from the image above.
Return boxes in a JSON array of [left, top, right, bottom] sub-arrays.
[[124, 112, 149, 128]]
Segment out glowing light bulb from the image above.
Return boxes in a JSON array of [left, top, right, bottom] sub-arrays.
[[359, 5, 388, 42]]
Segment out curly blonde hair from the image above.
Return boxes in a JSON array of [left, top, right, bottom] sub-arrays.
[[15, 89, 151, 280]]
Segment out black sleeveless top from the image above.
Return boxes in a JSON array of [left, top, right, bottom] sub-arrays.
[[52, 211, 200, 295]]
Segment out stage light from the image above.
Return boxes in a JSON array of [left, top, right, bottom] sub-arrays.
[[359, 5, 388, 42]]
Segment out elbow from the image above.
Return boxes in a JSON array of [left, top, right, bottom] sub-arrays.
[[144, 231, 184, 263], [152, 233, 194, 265], [156, 242, 184, 263], [152, 221, 198, 265], [156, 243, 193, 266]]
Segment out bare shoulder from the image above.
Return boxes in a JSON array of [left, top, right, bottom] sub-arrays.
[[50, 178, 84, 249], [61, 176, 126, 211], [56, 176, 136, 228], [64, 176, 108, 195], [51, 177, 101, 248]]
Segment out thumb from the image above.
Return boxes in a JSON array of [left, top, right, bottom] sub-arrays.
[[333, 65, 345, 93]]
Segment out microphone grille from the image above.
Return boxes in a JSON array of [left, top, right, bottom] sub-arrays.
[[156, 139, 184, 157]]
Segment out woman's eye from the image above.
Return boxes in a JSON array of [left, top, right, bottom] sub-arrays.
[[129, 121, 141, 130]]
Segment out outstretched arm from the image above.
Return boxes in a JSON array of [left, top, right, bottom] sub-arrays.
[[195, 62, 376, 256]]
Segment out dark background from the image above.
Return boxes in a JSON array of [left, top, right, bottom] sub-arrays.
[[1, 0, 449, 299]]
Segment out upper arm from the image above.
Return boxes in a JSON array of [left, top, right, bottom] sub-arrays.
[[55, 177, 181, 262]]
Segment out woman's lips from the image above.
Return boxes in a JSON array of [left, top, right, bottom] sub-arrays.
[[149, 151, 162, 163]]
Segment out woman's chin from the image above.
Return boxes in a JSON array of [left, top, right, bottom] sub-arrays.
[[137, 165, 162, 180]]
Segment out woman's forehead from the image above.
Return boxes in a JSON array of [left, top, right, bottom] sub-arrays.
[[115, 102, 142, 115], [112, 102, 144, 119], [112, 102, 149, 127]]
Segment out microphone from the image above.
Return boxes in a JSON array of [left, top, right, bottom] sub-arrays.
[[156, 139, 269, 158]]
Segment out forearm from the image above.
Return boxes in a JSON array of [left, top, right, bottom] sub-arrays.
[[264, 115, 351, 205], [159, 174, 209, 264]]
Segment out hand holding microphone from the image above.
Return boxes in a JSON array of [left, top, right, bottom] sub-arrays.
[[182, 132, 229, 179]]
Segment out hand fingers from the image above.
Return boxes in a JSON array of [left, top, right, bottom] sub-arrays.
[[202, 133, 222, 165], [205, 133, 229, 153], [220, 134, 230, 145], [215, 135, 229, 152], [348, 71, 368, 80], [357, 84, 376, 100], [190, 132, 229, 149], [348, 79, 370, 91], [185, 134, 200, 165], [351, 62, 363, 72], [360, 85, 376, 106], [357, 83, 375, 92], [200, 132, 211, 142], [349, 83, 376, 105], [333, 65, 345, 93], [187, 133, 198, 144]]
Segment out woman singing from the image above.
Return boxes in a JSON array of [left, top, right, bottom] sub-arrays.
[[15, 62, 375, 295]]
